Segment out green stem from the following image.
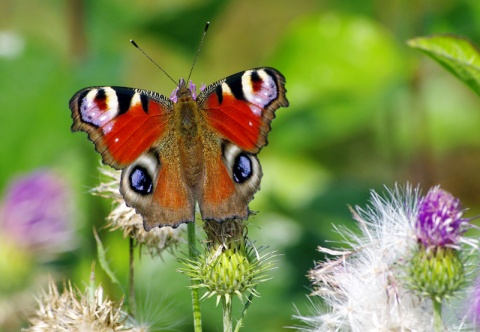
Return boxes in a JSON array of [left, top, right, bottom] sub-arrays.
[[128, 236, 136, 317], [188, 222, 202, 332], [433, 298, 443, 332], [88, 262, 95, 303], [222, 297, 233, 332]]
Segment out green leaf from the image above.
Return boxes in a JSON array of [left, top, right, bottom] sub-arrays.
[[408, 35, 480, 96], [93, 228, 123, 290]]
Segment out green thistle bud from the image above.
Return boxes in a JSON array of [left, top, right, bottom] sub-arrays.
[[407, 246, 465, 302], [179, 220, 274, 306]]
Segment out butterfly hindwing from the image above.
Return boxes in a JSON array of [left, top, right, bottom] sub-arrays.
[[198, 141, 262, 221], [119, 144, 195, 230]]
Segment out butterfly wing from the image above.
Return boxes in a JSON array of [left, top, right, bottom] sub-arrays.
[[119, 139, 195, 230], [198, 68, 288, 153], [70, 87, 195, 229], [197, 68, 289, 220], [70, 86, 171, 168]]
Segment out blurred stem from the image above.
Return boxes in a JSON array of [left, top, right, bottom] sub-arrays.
[[433, 298, 443, 332], [129, 236, 136, 317], [67, 0, 87, 60], [89, 262, 96, 303], [188, 222, 202, 332], [222, 297, 233, 332]]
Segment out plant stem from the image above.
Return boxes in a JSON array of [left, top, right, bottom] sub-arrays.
[[188, 222, 202, 332], [89, 262, 96, 303], [129, 236, 136, 317], [433, 298, 443, 332], [222, 297, 233, 332]]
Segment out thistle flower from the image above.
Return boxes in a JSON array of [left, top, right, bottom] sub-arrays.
[[0, 170, 75, 330], [169, 80, 205, 102], [25, 278, 143, 332], [295, 184, 477, 332], [0, 170, 75, 257], [408, 186, 474, 301], [296, 185, 430, 331], [407, 187, 476, 332], [179, 219, 275, 306], [92, 166, 185, 257], [415, 186, 471, 249]]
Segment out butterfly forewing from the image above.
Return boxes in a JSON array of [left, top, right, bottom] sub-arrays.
[[199, 67, 288, 153], [70, 86, 173, 169]]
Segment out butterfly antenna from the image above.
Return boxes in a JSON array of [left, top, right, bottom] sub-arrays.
[[130, 39, 177, 86], [186, 21, 210, 83]]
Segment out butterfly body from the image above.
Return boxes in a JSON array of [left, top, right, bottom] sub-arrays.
[[70, 68, 288, 230]]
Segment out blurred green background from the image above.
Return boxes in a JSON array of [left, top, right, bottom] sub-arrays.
[[1, 0, 480, 331]]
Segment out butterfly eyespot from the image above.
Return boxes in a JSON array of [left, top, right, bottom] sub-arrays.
[[129, 166, 153, 195], [232, 153, 252, 183]]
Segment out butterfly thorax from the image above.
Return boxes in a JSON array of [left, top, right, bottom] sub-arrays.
[[174, 83, 200, 138], [173, 81, 204, 190]]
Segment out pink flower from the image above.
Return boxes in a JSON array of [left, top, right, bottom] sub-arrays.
[[415, 187, 470, 249], [0, 170, 75, 256]]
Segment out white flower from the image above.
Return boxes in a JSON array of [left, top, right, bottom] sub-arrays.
[[25, 278, 143, 332], [296, 185, 434, 331], [92, 166, 185, 257]]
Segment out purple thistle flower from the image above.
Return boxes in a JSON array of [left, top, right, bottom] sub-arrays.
[[0, 170, 75, 256], [170, 80, 203, 103], [189, 80, 197, 100], [169, 86, 179, 103], [415, 186, 469, 248]]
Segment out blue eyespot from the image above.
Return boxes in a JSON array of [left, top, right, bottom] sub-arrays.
[[129, 166, 153, 195], [233, 153, 252, 183]]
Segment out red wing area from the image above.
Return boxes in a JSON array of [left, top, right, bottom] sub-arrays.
[[157, 153, 193, 214], [70, 87, 172, 169], [200, 68, 288, 154], [103, 99, 168, 166], [119, 141, 195, 229], [198, 149, 248, 221], [202, 94, 263, 152], [149, 153, 195, 228]]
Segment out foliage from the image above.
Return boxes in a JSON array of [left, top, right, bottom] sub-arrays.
[[408, 35, 480, 97]]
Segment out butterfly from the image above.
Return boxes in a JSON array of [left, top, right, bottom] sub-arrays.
[[69, 68, 288, 230]]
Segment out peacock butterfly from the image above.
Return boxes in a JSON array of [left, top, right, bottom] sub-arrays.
[[69, 41, 288, 230]]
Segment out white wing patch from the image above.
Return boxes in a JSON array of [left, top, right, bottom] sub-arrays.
[[221, 82, 233, 96], [241, 69, 278, 116], [131, 91, 142, 108], [80, 87, 119, 134]]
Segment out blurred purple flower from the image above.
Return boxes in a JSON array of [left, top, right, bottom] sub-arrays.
[[415, 186, 469, 248], [0, 170, 75, 256]]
